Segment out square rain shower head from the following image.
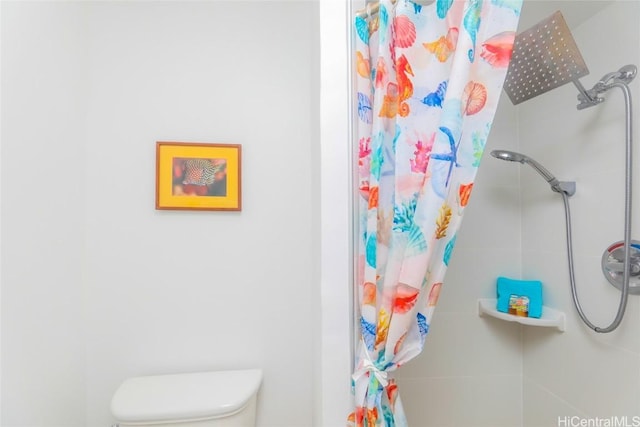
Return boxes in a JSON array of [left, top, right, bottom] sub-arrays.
[[503, 10, 590, 105]]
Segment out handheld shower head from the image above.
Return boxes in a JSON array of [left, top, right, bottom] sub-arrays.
[[490, 150, 556, 183], [490, 149, 575, 196], [490, 149, 528, 164]]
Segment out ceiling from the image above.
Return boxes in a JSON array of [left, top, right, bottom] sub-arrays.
[[517, 0, 614, 31]]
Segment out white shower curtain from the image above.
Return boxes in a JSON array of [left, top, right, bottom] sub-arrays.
[[349, 0, 521, 425]]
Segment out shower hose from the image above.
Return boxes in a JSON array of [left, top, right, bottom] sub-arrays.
[[561, 79, 633, 333]]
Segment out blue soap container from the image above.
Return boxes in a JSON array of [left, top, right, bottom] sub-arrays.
[[496, 277, 543, 318]]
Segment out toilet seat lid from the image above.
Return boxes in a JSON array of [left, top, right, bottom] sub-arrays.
[[111, 369, 262, 423]]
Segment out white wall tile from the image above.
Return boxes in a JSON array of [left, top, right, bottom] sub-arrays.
[[398, 376, 522, 427], [455, 184, 523, 251], [398, 314, 522, 380], [523, 377, 587, 427], [524, 325, 639, 417], [397, 377, 457, 427], [520, 0, 640, 422], [439, 248, 522, 314]]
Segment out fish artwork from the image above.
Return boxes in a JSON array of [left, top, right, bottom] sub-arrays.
[[182, 159, 224, 186]]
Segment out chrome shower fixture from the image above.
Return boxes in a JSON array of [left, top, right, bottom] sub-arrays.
[[502, 10, 638, 110], [490, 150, 575, 196], [503, 11, 590, 105], [577, 65, 637, 110], [495, 11, 638, 333]]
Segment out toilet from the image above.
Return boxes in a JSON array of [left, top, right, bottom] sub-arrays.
[[111, 369, 262, 427]]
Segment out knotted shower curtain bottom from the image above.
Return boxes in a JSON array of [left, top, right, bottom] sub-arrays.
[[348, 0, 522, 425]]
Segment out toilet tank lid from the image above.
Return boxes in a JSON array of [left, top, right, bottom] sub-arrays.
[[111, 369, 262, 423]]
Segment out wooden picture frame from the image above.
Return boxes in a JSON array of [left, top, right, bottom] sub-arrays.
[[155, 142, 242, 211]]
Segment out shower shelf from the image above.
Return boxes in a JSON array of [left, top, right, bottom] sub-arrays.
[[477, 298, 566, 332]]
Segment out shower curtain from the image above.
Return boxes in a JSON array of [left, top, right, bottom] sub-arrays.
[[349, 0, 521, 425]]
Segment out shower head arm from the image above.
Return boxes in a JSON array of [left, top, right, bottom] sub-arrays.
[[574, 79, 604, 110], [577, 65, 637, 110], [596, 65, 637, 89]]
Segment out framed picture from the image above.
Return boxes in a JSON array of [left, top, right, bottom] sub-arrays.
[[156, 141, 242, 211]]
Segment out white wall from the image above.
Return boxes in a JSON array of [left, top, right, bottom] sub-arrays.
[[519, 1, 640, 424], [318, 0, 354, 425], [1, 2, 87, 425], [2, 1, 320, 426]]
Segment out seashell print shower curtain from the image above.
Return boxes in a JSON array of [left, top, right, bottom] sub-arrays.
[[349, 0, 521, 425]]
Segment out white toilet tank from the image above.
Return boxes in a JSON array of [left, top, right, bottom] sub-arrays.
[[111, 369, 262, 427]]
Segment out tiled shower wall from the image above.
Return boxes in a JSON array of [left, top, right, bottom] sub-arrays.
[[520, 1, 640, 425]]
